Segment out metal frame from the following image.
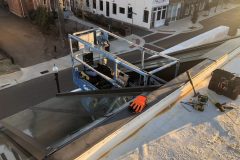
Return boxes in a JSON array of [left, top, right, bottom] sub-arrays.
[[69, 28, 179, 88], [57, 85, 162, 97]]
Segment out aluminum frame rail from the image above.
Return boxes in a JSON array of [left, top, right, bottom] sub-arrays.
[[68, 28, 179, 87], [57, 85, 162, 97], [72, 28, 178, 61]]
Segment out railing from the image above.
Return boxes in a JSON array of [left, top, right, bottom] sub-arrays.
[[69, 28, 180, 89]]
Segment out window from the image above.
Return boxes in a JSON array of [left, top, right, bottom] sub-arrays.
[[100, 0, 103, 11], [119, 7, 125, 14], [143, 10, 149, 23], [106, 1, 109, 16], [93, 0, 96, 9], [154, 6, 167, 21], [128, 7, 133, 18], [86, 0, 89, 7], [162, 9, 166, 19], [113, 3, 117, 14], [157, 10, 161, 20], [170, 5, 178, 21]]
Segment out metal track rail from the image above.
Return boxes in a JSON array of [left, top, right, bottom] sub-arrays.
[[57, 85, 162, 97]]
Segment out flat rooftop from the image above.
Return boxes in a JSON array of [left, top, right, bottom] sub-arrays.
[[102, 51, 240, 160], [0, 37, 240, 160]]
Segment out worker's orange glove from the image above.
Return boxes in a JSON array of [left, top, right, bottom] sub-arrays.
[[129, 95, 147, 113]]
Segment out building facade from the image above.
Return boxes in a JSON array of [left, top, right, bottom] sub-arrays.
[[5, 0, 63, 17], [72, 0, 169, 29], [6, 0, 31, 17], [166, 0, 209, 24]]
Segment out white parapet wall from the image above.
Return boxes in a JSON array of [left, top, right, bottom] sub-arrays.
[[160, 26, 230, 55]]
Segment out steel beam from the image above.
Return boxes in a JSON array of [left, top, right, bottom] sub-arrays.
[[101, 28, 178, 61], [57, 85, 161, 97], [149, 61, 178, 74], [69, 34, 149, 77]]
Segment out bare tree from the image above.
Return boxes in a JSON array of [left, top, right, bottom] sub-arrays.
[[80, 0, 85, 20], [204, 0, 211, 16], [215, 0, 221, 12], [191, 4, 199, 28], [223, 0, 229, 8]]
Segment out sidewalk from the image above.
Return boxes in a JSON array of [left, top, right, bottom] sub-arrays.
[[153, 3, 240, 34], [67, 14, 98, 29], [0, 55, 72, 90]]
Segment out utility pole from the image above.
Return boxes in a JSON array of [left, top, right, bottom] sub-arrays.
[[52, 64, 61, 93], [56, 0, 65, 47], [128, 11, 137, 35]]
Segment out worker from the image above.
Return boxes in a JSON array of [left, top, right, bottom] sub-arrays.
[[97, 31, 109, 45]]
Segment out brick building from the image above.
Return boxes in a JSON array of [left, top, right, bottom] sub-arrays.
[[6, 0, 57, 17], [6, 0, 27, 17]]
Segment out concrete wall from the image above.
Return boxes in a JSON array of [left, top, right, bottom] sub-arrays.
[[161, 26, 230, 55], [79, 0, 169, 29]]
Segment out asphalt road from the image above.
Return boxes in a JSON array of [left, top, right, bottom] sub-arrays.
[[155, 7, 240, 49], [143, 33, 171, 43], [0, 68, 76, 120]]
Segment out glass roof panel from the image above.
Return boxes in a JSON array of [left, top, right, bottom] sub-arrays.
[[0, 132, 34, 160], [1, 94, 134, 153]]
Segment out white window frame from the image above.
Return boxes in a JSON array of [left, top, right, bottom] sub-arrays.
[[153, 5, 167, 22]]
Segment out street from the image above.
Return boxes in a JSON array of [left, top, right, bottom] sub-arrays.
[[0, 68, 76, 119], [153, 7, 240, 49]]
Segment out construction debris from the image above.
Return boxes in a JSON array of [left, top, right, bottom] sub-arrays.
[[182, 71, 209, 112]]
